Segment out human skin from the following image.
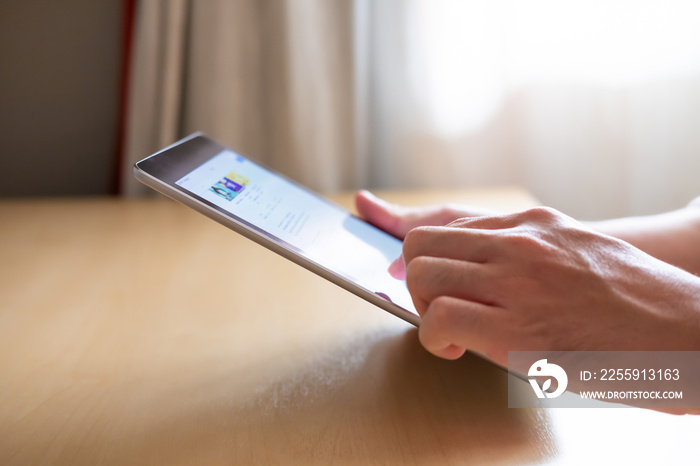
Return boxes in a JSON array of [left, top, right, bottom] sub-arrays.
[[355, 190, 700, 360], [356, 191, 700, 413]]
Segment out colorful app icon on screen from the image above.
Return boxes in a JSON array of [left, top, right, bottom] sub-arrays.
[[210, 172, 250, 201]]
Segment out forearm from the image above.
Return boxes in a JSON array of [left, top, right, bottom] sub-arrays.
[[587, 198, 700, 276]]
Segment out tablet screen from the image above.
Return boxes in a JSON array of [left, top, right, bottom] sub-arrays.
[[174, 149, 416, 314]]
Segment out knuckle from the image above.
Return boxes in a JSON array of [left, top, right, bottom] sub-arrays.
[[420, 301, 454, 344], [402, 226, 430, 258], [440, 204, 462, 222], [445, 217, 470, 228], [502, 231, 545, 252], [521, 206, 562, 224], [428, 296, 457, 322], [405, 256, 432, 290]]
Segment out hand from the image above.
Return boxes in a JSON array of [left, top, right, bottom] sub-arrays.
[[355, 190, 501, 277], [358, 192, 700, 413], [394, 207, 700, 364], [355, 190, 499, 240], [586, 200, 700, 276]]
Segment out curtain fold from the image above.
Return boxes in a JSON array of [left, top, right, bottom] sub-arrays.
[[123, 0, 700, 220], [122, 0, 190, 196], [122, 0, 357, 197]]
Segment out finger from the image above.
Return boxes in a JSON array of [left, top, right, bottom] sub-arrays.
[[419, 296, 504, 363], [355, 190, 496, 239], [405, 256, 496, 314], [402, 226, 497, 266], [355, 190, 405, 238], [446, 206, 570, 231], [445, 212, 522, 230]]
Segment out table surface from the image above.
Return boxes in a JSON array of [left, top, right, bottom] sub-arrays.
[[1, 188, 698, 465]]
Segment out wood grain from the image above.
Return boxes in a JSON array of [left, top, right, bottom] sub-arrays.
[[1, 189, 698, 465]]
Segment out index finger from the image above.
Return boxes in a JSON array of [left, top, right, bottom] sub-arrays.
[[402, 226, 496, 267], [419, 295, 506, 363]]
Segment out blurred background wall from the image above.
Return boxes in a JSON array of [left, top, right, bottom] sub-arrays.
[[2, 0, 699, 221], [0, 0, 122, 197]]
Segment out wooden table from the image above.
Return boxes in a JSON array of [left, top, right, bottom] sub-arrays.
[[1, 188, 698, 465]]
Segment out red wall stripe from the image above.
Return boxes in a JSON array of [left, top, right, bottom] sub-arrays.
[[112, 0, 137, 196]]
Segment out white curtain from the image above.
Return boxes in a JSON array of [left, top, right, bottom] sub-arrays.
[[359, 0, 700, 219], [124, 0, 700, 219], [122, 0, 358, 197]]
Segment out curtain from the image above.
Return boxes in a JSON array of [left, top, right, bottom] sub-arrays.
[[359, 0, 700, 219], [122, 0, 357, 197], [123, 0, 700, 220]]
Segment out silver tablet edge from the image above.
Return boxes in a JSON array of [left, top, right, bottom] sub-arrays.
[[133, 164, 421, 327]]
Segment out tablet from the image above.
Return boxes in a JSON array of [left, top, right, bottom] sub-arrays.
[[133, 133, 420, 326]]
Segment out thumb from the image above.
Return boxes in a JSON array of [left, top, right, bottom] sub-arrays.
[[355, 190, 405, 238]]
